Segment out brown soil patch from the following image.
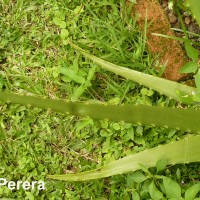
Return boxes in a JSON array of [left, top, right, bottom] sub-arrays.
[[127, 0, 189, 81]]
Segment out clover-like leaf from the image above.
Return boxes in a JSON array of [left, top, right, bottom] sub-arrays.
[[61, 29, 69, 39]]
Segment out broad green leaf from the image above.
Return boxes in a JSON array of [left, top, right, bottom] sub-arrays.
[[123, 128, 134, 142], [163, 177, 181, 199], [156, 159, 168, 173], [132, 191, 140, 200], [130, 171, 147, 183], [180, 62, 198, 73], [149, 181, 163, 199], [185, 41, 199, 62], [185, 183, 200, 200]]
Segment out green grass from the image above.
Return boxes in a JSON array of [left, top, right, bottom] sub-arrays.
[[0, 0, 199, 199]]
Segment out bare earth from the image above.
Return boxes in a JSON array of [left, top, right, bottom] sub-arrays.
[[127, 0, 189, 81]]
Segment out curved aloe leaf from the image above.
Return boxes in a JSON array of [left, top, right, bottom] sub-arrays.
[[187, 0, 200, 26], [0, 91, 200, 132], [47, 135, 200, 181], [69, 43, 198, 105]]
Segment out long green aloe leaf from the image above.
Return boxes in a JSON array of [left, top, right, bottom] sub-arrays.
[[69, 43, 198, 105], [0, 91, 200, 132], [48, 135, 200, 181]]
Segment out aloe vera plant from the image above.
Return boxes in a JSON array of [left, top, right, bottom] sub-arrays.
[[0, 45, 200, 182], [48, 134, 200, 181], [69, 43, 199, 105]]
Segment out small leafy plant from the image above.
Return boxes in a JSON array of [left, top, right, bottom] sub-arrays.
[[173, 0, 200, 95]]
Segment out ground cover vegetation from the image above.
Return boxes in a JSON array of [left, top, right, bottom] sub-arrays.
[[0, 0, 200, 199]]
